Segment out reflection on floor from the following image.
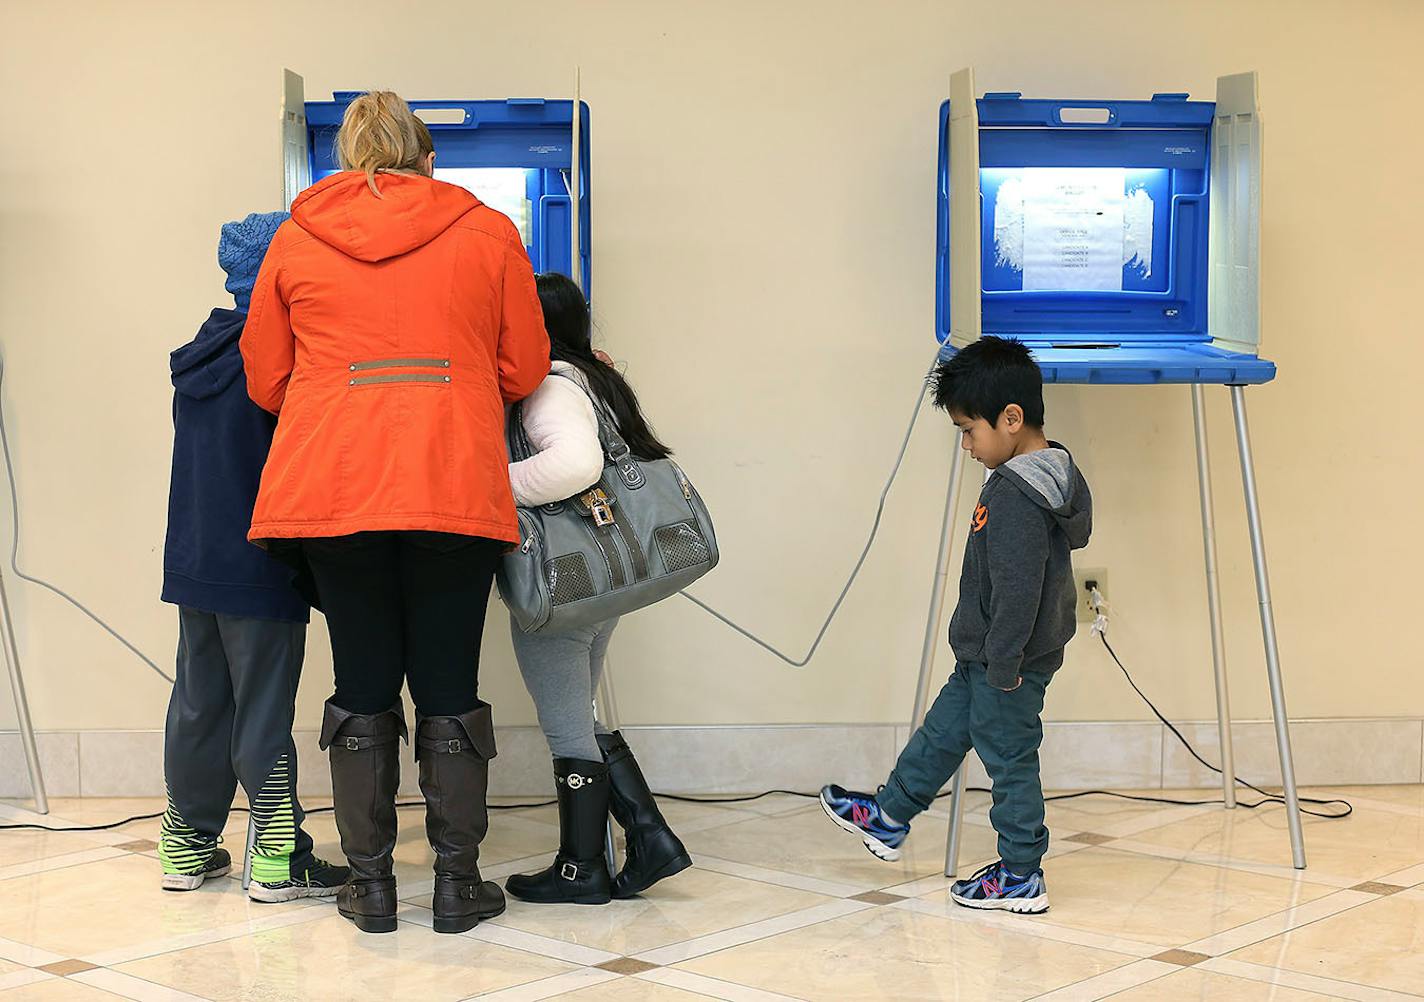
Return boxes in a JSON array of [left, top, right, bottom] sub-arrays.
[[3, 785, 1421, 1000]]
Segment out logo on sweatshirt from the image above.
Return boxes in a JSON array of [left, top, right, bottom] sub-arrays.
[[972, 504, 988, 533]]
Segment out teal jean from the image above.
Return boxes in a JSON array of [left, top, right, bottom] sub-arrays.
[[877, 662, 1051, 874]]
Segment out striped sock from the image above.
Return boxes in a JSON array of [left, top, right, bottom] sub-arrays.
[[249, 754, 297, 885]]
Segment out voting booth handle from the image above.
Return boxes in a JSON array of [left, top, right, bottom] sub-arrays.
[[1052, 104, 1119, 127], [409, 103, 478, 128]]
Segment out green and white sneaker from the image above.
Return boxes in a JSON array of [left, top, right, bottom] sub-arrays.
[[249, 857, 350, 903], [161, 845, 232, 891], [245, 754, 348, 902], [159, 801, 232, 891]]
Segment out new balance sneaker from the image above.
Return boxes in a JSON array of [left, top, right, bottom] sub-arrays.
[[950, 860, 1049, 914], [160, 846, 232, 891], [819, 784, 909, 861], [249, 857, 351, 903]]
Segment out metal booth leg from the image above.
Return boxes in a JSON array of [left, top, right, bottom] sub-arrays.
[[1229, 385, 1306, 869], [1192, 384, 1238, 809], [941, 466, 994, 877], [596, 657, 619, 875], [903, 452, 985, 879], [0, 568, 47, 813], [943, 766, 967, 878], [910, 444, 968, 729], [241, 814, 256, 890], [907, 444, 968, 877]]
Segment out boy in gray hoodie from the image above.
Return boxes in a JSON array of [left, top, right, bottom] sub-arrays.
[[821, 336, 1092, 914]]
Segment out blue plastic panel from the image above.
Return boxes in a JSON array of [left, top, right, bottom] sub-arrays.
[[936, 341, 1276, 386], [936, 94, 1213, 345], [305, 95, 591, 294], [934, 89, 1275, 385]]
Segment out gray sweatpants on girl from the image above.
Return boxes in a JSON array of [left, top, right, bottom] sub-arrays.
[[510, 616, 618, 761]]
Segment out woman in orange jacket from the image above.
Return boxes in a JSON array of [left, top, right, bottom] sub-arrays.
[[241, 91, 550, 935]]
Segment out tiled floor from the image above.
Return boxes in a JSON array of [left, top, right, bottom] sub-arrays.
[[2, 786, 1421, 1000]]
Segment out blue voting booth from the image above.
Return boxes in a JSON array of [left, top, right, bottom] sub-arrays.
[[279, 70, 591, 294], [914, 69, 1307, 871], [260, 71, 604, 885]]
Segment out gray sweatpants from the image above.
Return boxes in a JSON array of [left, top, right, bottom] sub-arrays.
[[162, 608, 314, 880], [510, 615, 618, 761]]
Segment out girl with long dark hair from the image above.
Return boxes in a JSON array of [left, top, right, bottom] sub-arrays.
[[502, 273, 691, 905]]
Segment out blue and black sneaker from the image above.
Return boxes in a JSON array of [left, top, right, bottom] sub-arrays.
[[950, 860, 1049, 914], [819, 784, 909, 861]]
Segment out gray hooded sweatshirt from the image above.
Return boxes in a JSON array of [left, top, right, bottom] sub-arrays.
[[948, 443, 1093, 689]]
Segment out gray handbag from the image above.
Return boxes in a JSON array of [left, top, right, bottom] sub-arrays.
[[498, 375, 718, 634]]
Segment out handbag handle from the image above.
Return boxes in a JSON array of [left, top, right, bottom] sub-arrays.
[[580, 378, 646, 489], [506, 400, 536, 463], [506, 371, 645, 490]]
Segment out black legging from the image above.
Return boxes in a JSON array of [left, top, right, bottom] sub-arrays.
[[302, 531, 503, 717]]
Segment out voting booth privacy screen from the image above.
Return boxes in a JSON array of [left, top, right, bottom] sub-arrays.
[[282, 73, 591, 295], [936, 72, 1273, 386]]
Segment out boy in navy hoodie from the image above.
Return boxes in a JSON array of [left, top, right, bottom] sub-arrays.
[[159, 212, 346, 901], [821, 337, 1092, 914]]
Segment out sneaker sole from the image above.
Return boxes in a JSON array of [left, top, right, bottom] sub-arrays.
[[819, 793, 902, 862], [248, 883, 343, 903], [161, 865, 231, 891], [950, 890, 1049, 914]]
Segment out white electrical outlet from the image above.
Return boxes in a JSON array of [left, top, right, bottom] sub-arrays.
[[1073, 568, 1108, 624]]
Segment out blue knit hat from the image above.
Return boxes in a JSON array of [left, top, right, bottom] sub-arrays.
[[219, 211, 290, 312]]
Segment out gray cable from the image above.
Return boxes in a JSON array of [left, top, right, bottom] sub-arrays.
[[678, 350, 942, 667], [0, 360, 174, 684]]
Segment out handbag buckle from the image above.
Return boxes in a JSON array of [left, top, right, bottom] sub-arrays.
[[582, 488, 615, 527]]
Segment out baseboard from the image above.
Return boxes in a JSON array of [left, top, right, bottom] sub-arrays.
[[3, 718, 1421, 799]]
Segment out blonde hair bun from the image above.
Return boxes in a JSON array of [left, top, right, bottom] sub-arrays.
[[335, 91, 436, 195]]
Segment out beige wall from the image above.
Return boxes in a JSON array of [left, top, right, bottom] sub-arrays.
[[0, 0, 1419, 736]]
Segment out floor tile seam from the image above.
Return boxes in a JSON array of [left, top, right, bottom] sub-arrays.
[[1199, 956, 1424, 1002], [1089, 838, 1362, 890], [0, 845, 135, 880], [638, 900, 874, 966], [1185, 889, 1395, 961], [689, 854, 867, 899], [77, 903, 331, 968], [888, 896, 1165, 961]]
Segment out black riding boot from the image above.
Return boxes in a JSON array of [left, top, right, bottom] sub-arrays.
[[416, 702, 506, 933], [598, 730, 692, 898], [505, 758, 612, 905], [322, 699, 406, 934]]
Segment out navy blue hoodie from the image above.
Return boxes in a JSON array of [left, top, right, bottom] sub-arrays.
[[161, 308, 308, 622]]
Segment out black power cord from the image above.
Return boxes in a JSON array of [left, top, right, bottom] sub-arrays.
[[1095, 632, 1350, 819], [2, 631, 1351, 833]]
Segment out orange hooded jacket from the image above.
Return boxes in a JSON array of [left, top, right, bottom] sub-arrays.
[[240, 170, 551, 545]]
